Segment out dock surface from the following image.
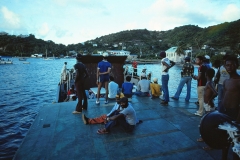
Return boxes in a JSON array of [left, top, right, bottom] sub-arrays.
[[14, 96, 233, 160]]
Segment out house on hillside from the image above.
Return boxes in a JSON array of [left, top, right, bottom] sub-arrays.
[[165, 47, 185, 63]]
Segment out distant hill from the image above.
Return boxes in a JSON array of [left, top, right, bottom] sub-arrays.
[[0, 19, 240, 57]]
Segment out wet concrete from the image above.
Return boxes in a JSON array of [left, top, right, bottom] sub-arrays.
[[14, 96, 233, 160]]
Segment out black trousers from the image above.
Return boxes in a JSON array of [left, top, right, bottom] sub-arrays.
[[75, 81, 88, 112]]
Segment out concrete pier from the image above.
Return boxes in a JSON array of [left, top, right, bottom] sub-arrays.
[[14, 96, 233, 160]]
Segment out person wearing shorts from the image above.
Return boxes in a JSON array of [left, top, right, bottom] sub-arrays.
[[96, 52, 112, 104]]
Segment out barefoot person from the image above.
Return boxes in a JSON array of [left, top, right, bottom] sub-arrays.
[[97, 97, 137, 134], [96, 52, 112, 104], [72, 54, 89, 113], [82, 93, 124, 124]]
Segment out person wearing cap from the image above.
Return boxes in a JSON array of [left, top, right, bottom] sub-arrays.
[[159, 51, 175, 105], [72, 54, 89, 114], [150, 78, 161, 99], [204, 55, 212, 68], [171, 57, 194, 102], [96, 52, 112, 104], [82, 93, 124, 125], [134, 73, 150, 97], [97, 97, 138, 134], [122, 76, 134, 98]]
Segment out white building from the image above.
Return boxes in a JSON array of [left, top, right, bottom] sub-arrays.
[[106, 50, 130, 56], [31, 54, 43, 58], [165, 47, 185, 63]]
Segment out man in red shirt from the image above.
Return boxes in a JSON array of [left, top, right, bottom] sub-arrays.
[[132, 60, 138, 76]]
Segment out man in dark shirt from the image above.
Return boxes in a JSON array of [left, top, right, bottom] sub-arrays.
[[192, 56, 207, 116], [171, 57, 194, 102], [72, 54, 89, 114]]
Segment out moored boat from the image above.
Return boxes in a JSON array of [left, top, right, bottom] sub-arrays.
[[57, 55, 128, 102]]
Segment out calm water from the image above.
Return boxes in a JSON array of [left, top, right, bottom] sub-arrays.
[[0, 58, 199, 159]]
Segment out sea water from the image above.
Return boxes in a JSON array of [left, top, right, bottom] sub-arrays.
[[0, 58, 200, 159]]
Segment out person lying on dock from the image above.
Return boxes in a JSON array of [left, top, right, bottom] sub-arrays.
[[97, 97, 139, 134], [82, 93, 125, 125]]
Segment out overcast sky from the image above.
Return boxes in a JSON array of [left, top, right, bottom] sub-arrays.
[[1, 0, 240, 45]]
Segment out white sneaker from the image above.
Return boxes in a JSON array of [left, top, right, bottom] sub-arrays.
[[96, 100, 100, 104], [105, 100, 108, 104]]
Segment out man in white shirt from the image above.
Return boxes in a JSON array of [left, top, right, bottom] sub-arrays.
[[97, 97, 138, 134], [108, 76, 119, 99], [134, 73, 150, 97]]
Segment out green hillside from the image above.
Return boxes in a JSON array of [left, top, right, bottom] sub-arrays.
[[0, 19, 240, 58]]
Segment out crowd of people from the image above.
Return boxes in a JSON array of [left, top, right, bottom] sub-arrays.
[[67, 51, 240, 158]]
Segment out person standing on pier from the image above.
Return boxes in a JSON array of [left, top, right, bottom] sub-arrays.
[[159, 51, 175, 106], [72, 54, 89, 114], [220, 55, 240, 160], [132, 60, 138, 76], [192, 56, 207, 116], [96, 52, 112, 104], [171, 57, 194, 102]]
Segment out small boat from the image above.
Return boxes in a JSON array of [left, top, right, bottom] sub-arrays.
[[19, 53, 27, 61], [0, 56, 13, 64], [23, 62, 30, 64], [57, 55, 129, 102]]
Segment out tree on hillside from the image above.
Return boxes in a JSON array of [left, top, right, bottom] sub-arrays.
[[175, 41, 185, 56]]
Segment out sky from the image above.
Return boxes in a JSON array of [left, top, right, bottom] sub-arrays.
[[1, 0, 240, 45]]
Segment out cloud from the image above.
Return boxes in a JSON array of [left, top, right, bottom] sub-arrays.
[[38, 22, 50, 36], [1, 6, 20, 28], [221, 4, 240, 22]]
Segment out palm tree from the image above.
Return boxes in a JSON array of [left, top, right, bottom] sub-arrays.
[[176, 41, 185, 56]]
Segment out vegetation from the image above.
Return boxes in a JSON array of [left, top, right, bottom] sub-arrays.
[[1, 19, 240, 61]]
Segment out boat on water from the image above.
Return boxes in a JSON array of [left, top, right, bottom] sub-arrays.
[[19, 53, 27, 61], [0, 56, 13, 64], [19, 57, 27, 61], [57, 55, 132, 102], [43, 49, 53, 60]]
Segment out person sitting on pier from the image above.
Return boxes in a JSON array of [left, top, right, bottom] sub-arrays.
[[82, 93, 124, 125], [64, 85, 77, 101], [108, 76, 119, 99], [122, 76, 134, 98], [82, 93, 141, 125], [150, 78, 161, 99], [97, 97, 138, 134], [134, 73, 150, 97]]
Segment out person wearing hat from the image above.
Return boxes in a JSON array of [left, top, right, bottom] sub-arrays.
[[171, 57, 194, 102], [96, 52, 112, 104], [134, 73, 150, 97], [204, 55, 212, 68], [159, 51, 175, 105], [72, 54, 89, 114], [97, 97, 138, 134], [150, 78, 161, 99], [82, 93, 124, 124]]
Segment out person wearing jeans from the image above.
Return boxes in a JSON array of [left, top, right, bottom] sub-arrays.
[[171, 57, 194, 102], [159, 51, 175, 106]]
